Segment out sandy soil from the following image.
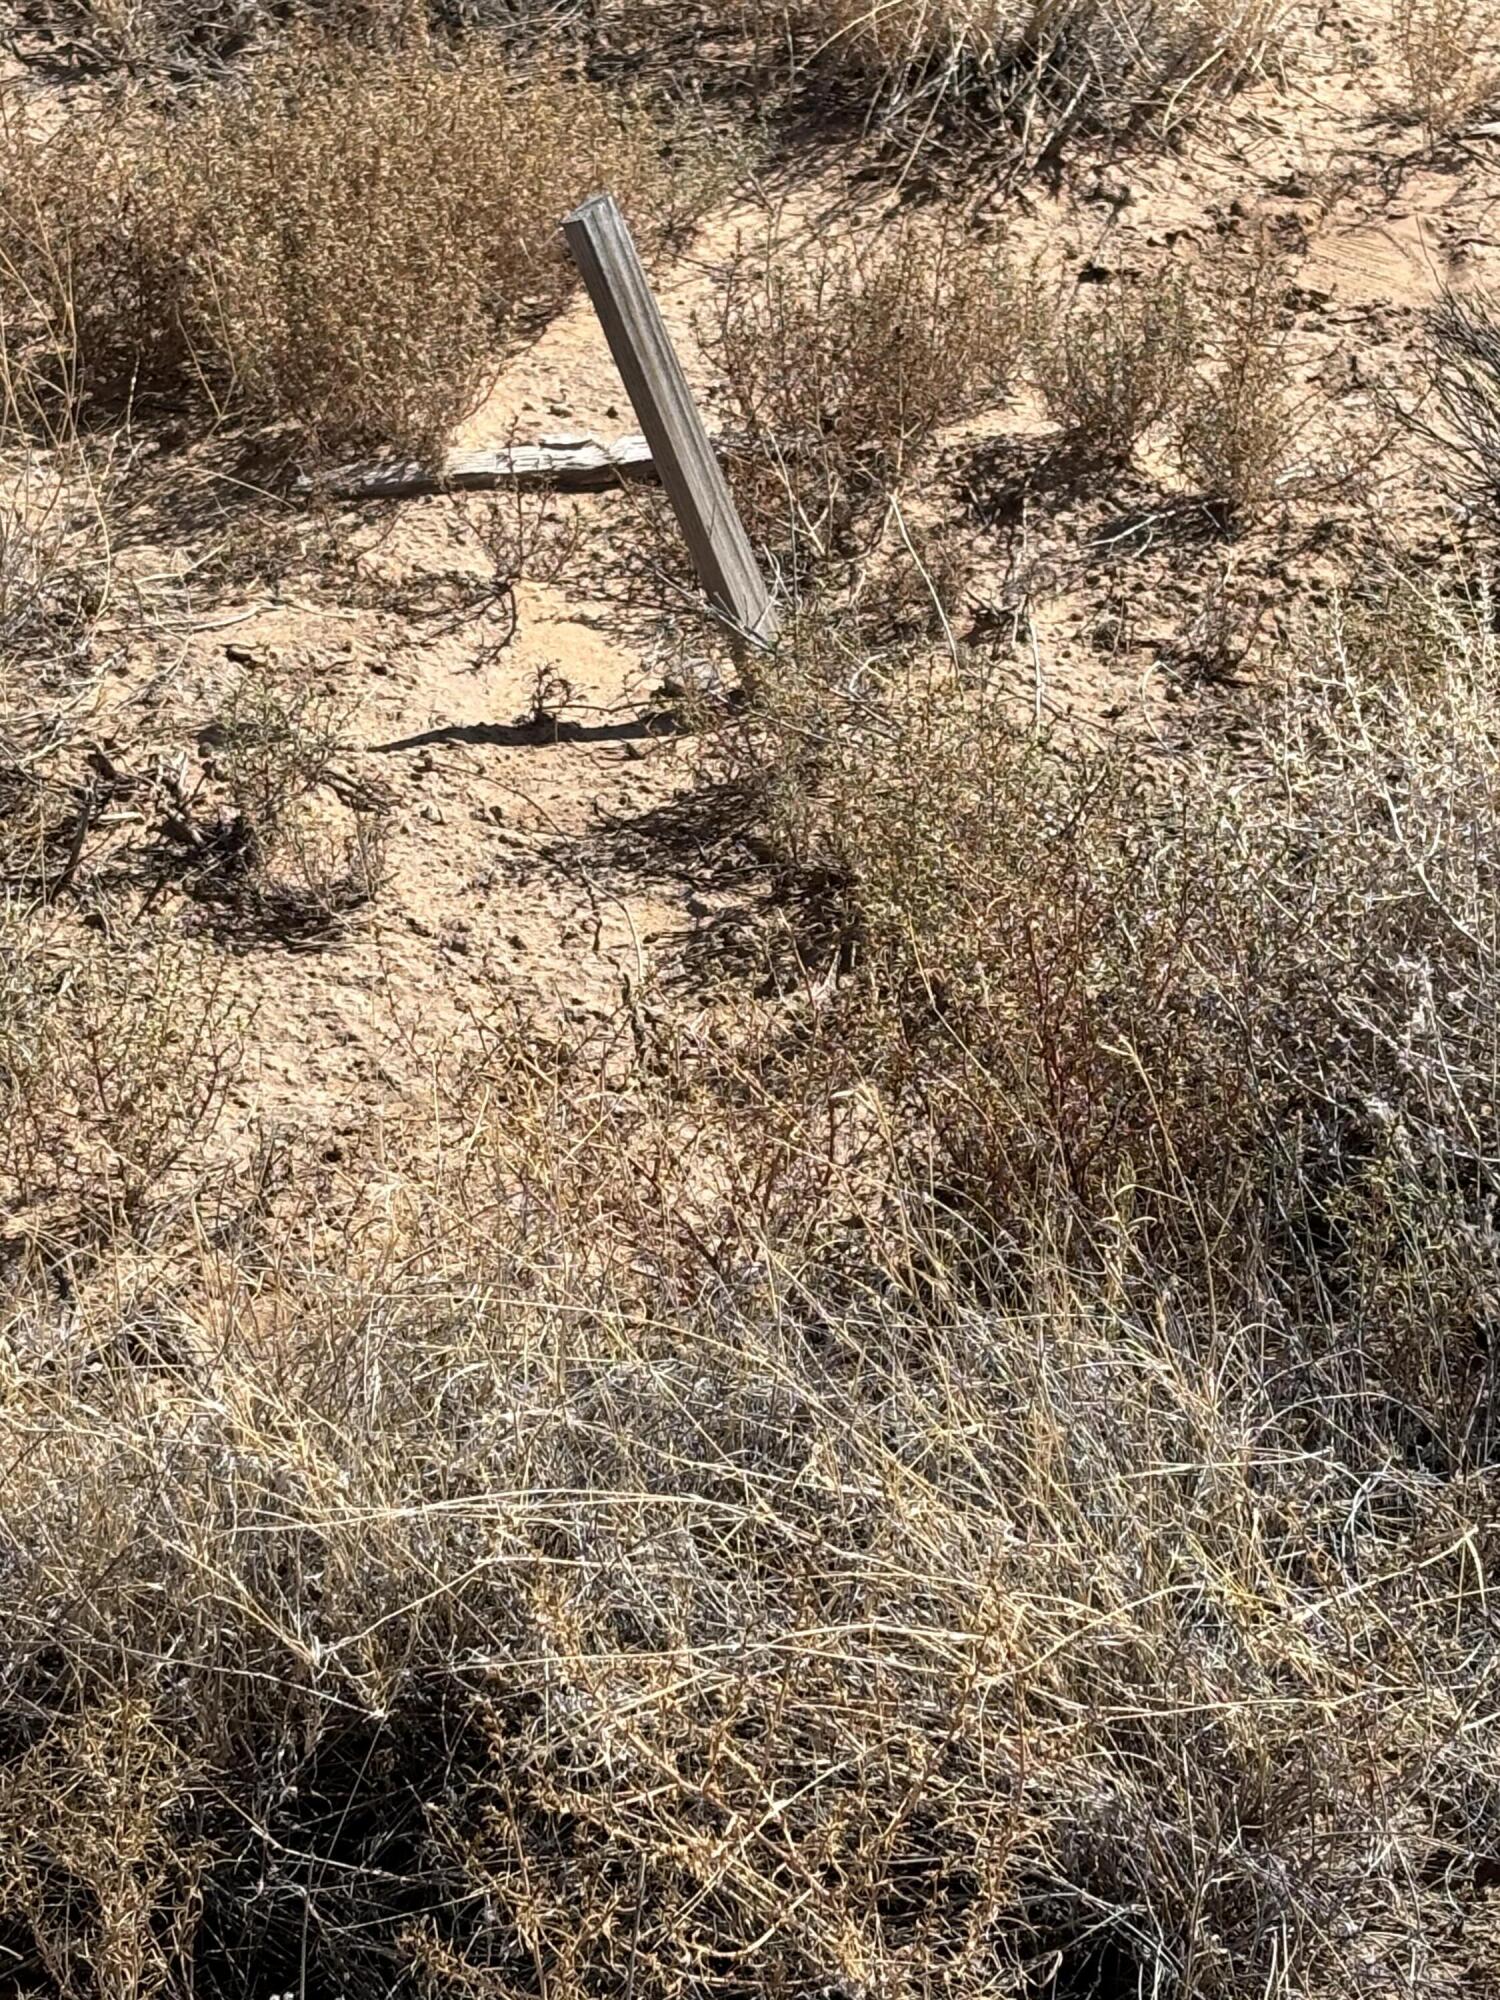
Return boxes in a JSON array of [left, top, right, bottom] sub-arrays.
[[26, 0, 1500, 1156]]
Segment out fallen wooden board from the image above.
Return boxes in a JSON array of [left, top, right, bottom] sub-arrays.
[[301, 433, 657, 500]]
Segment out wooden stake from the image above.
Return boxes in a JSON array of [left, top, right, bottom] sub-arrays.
[[564, 193, 777, 646]]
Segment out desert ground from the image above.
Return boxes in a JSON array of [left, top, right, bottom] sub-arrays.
[[2, 3, 1499, 1996]]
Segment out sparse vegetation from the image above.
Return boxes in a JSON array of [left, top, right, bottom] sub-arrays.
[[743, 0, 1284, 152], [1423, 286, 1500, 515], [709, 221, 1019, 578], [1392, 0, 1499, 140], [4, 588, 1499, 1995], [1028, 269, 1201, 462], [1174, 251, 1296, 515], [0, 36, 672, 456], [6, 0, 600, 74], [178, 663, 392, 936], [2, 2, 1499, 1996], [1, 910, 240, 1218]]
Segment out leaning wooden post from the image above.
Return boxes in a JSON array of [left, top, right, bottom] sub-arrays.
[[564, 194, 777, 647]]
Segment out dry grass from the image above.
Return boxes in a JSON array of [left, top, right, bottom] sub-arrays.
[[1173, 249, 1296, 515], [741, 588, 1500, 1422], [1421, 287, 1500, 515], [1027, 269, 1201, 463], [1392, 0, 1500, 141], [741, 0, 1285, 154], [0, 9, 1497, 1993], [1, 909, 241, 1222], [3, 579, 1500, 1989], [183, 661, 392, 938], [2, 437, 1497, 1987], [0, 36, 673, 457], [0, 391, 126, 901], [6, 0, 597, 72]]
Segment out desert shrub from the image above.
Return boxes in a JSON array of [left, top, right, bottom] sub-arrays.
[[1028, 267, 1201, 461], [0, 103, 199, 425], [1392, 0, 1499, 140], [0, 38, 672, 455], [0, 413, 124, 899], [0, 987, 1495, 1998], [708, 221, 1019, 579], [5, 0, 596, 73], [173, 662, 391, 937], [1174, 248, 1295, 515], [1420, 286, 1500, 515], [0, 569, 1498, 1996], [0, 910, 240, 1217], [740, 0, 1283, 151], [742, 582, 1500, 1466]]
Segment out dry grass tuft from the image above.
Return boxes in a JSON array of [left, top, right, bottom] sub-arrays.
[[0, 37, 673, 457], [743, 0, 1285, 155], [1392, 0, 1500, 140], [182, 661, 392, 937], [1174, 248, 1296, 514], [1, 909, 240, 1220], [1421, 286, 1500, 513]]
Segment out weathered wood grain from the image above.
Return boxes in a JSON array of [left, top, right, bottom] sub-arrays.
[[302, 433, 657, 500], [564, 193, 777, 645]]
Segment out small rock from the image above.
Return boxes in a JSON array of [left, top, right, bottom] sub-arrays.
[[420, 802, 445, 825], [225, 642, 269, 667]]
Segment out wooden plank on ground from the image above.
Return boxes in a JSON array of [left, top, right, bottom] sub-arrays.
[[302, 433, 657, 501], [564, 193, 777, 646]]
